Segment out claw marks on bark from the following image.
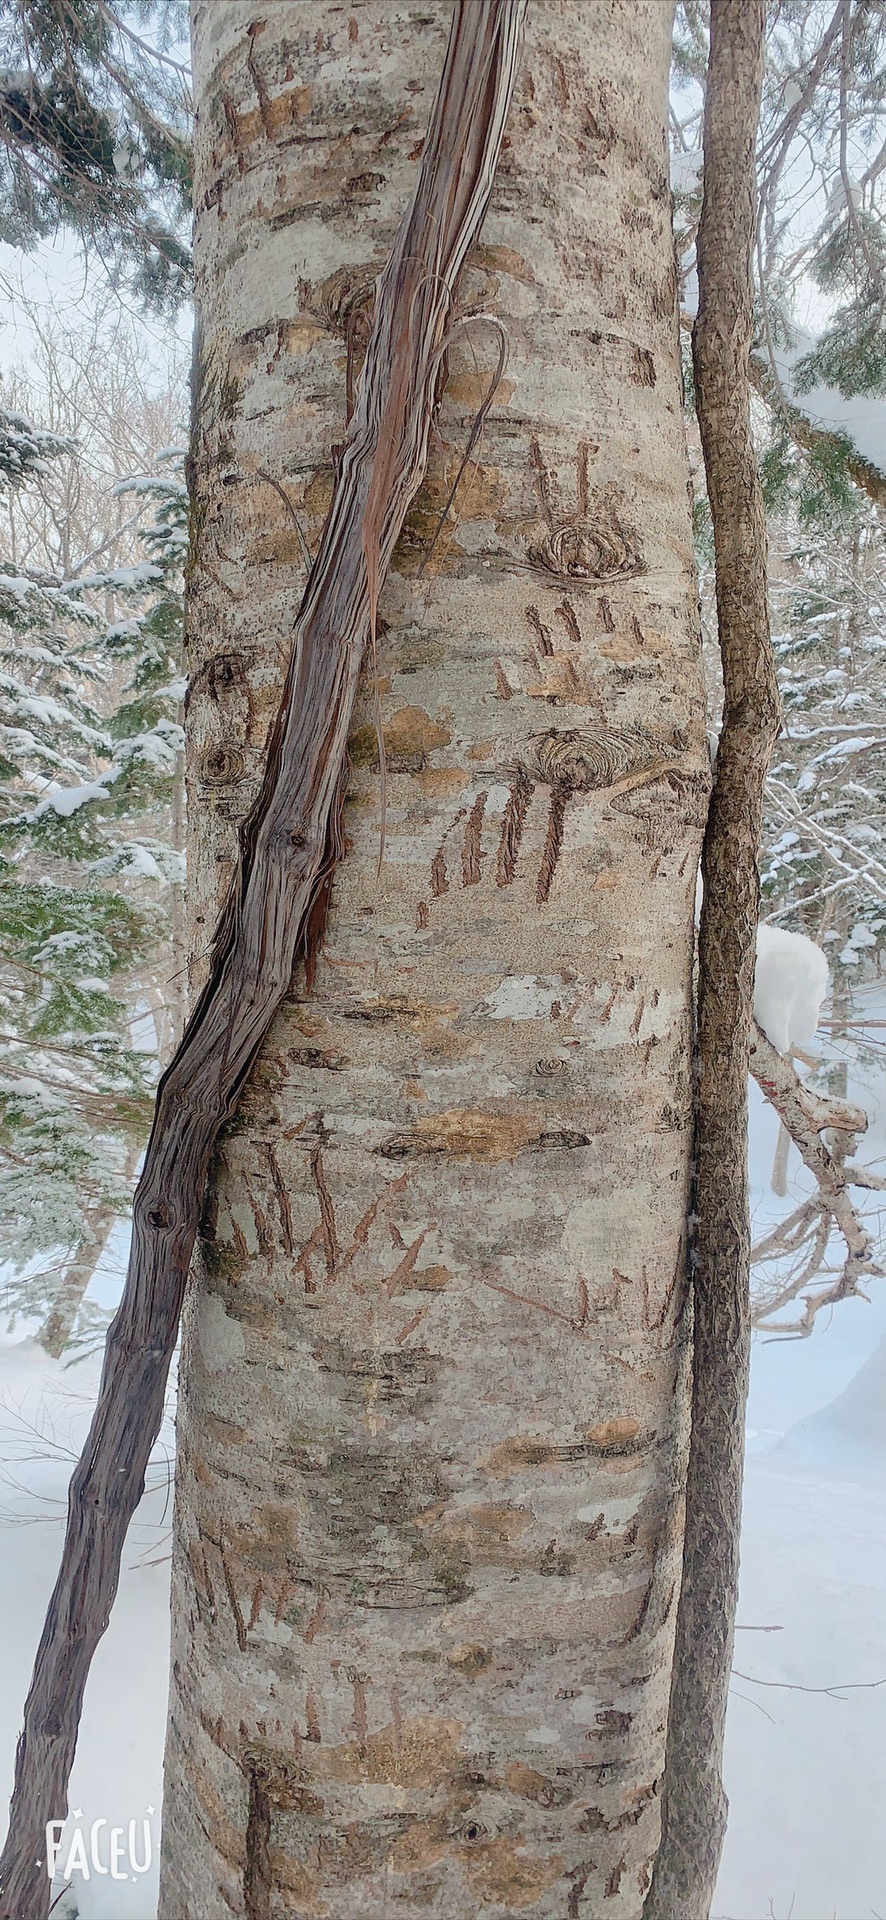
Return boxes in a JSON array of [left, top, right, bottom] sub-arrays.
[[536, 783, 568, 903], [261, 1141, 293, 1254], [556, 597, 582, 647], [302, 1594, 326, 1644], [642, 1255, 684, 1338], [431, 845, 449, 897], [245, 20, 273, 139], [496, 770, 533, 886], [493, 658, 514, 699], [196, 1526, 304, 1651], [310, 1141, 339, 1277], [294, 1165, 414, 1296], [349, 1671, 369, 1742], [219, 1531, 248, 1652], [430, 803, 468, 897], [526, 603, 553, 657], [462, 791, 487, 885], [193, 1526, 248, 1649], [527, 436, 641, 585], [385, 1224, 434, 1294], [333, 1172, 409, 1284], [432, 724, 686, 905], [568, 1862, 596, 1917], [243, 1764, 272, 1920]]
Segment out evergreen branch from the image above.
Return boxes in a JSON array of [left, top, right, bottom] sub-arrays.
[[748, 348, 886, 508]]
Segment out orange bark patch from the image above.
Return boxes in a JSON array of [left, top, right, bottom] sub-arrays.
[[269, 1852, 329, 1915], [300, 467, 335, 520], [585, 1416, 642, 1455], [229, 85, 313, 151], [427, 1502, 531, 1556], [485, 1433, 592, 1475], [409, 1264, 452, 1292], [306, 1715, 463, 1788], [278, 315, 325, 356], [416, 1107, 542, 1160], [598, 631, 644, 664], [418, 765, 470, 797], [350, 706, 451, 772], [457, 1836, 564, 1908], [388, 1818, 449, 1872], [446, 1643, 493, 1674], [251, 526, 310, 566], [472, 242, 539, 283], [446, 370, 516, 409], [203, 1413, 247, 1447], [385, 705, 452, 763], [505, 1761, 570, 1806]]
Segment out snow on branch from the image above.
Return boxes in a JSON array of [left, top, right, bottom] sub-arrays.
[[749, 1022, 881, 1337], [753, 921, 830, 1055]]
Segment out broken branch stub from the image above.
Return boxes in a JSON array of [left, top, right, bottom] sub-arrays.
[[0, 6, 528, 1916]]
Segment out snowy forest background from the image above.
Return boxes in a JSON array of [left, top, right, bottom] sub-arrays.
[[1, 3, 886, 1915]]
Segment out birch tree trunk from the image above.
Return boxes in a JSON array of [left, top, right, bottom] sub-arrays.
[[160, 5, 709, 1916]]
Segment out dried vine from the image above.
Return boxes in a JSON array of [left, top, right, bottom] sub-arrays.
[[645, 3, 780, 1917], [0, 7, 528, 1916]]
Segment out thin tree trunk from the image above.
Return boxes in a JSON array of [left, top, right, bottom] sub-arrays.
[[644, 5, 780, 1916], [160, 5, 709, 1917]]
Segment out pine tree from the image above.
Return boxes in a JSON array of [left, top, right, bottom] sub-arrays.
[[0, 442, 185, 1351], [0, 0, 191, 308]]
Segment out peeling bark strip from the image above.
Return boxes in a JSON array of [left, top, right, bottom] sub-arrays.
[[243, 1767, 272, 1920], [0, 9, 528, 1915], [644, 6, 780, 1918]]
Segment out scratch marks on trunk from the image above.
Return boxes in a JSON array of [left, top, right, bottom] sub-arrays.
[[261, 1142, 293, 1254], [426, 724, 688, 910], [302, 1595, 326, 1644], [536, 783, 568, 903], [349, 1670, 369, 1742], [385, 1225, 433, 1294], [294, 1165, 415, 1299], [462, 791, 487, 885], [395, 1306, 428, 1345], [219, 1532, 248, 1652], [527, 437, 643, 586], [555, 597, 582, 647], [310, 1143, 339, 1277], [567, 1861, 596, 1917], [430, 845, 449, 897], [496, 771, 534, 887], [605, 1858, 626, 1898], [430, 800, 468, 898], [305, 1687, 322, 1743], [245, 21, 273, 140], [294, 1223, 322, 1295], [526, 603, 554, 656], [243, 1764, 272, 1920]]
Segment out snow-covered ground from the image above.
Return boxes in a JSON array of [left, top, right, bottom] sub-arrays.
[[1, 992, 885, 1919]]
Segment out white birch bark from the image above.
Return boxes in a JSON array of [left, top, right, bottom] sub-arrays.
[[160, 5, 708, 1915]]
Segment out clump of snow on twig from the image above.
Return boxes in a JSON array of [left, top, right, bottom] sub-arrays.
[[754, 922, 830, 1055]]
